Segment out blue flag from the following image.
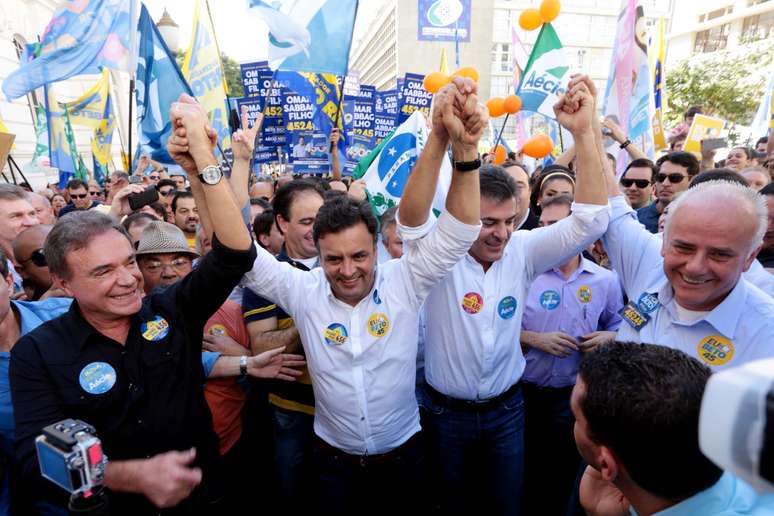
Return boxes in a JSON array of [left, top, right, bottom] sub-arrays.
[[3, 0, 137, 100], [135, 5, 193, 164], [248, 0, 358, 75]]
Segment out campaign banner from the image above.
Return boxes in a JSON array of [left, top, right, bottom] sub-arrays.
[[283, 90, 330, 175], [417, 0, 471, 42], [234, 95, 278, 166], [262, 78, 288, 147], [240, 60, 270, 97], [343, 94, 359, 175], [354, 85, 376, 148], [374, 89, 398, 146], [398, 73, 433, 125]]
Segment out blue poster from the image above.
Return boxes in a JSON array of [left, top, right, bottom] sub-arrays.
[[353, 85, 376, 150], [240, 60, 270, 97], [398, 73, 433, 125], [417, 0, 471, 42], [342, 94, 359, 175], [374, 90, 398, 146], [283, 90, 330, 175], [262, 78, 288, 148]]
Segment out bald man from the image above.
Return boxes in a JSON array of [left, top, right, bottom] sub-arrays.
[[12, 225, 53, 300]]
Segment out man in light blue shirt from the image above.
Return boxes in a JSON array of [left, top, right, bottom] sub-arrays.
[[519, 194, 623, 515], [602, 180, 774, 370], [574, 343, 774, 516]]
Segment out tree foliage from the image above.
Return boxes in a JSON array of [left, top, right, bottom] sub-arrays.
[[664, 40, 774, 143], [174, 51, 244, 98]]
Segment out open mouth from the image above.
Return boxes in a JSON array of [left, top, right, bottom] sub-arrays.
[[680, 274, 712, 286]]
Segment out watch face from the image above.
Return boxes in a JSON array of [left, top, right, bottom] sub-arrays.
[[201, 166, 222, 185]]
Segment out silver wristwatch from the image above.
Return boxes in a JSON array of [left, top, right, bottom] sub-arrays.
[[239, 355, 248, 378], [198, 164, 223, 185]]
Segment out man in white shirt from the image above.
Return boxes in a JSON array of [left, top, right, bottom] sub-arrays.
[[242, 77, 486, 513], [413, 75, 610, 515]]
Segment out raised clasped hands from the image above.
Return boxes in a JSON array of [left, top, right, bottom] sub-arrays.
[[167, 94, 219, 174], [554, 74, 596, 136], [432, 77, 488, 155]]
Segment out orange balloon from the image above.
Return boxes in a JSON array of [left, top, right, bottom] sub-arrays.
[[503, 95, 522, 114], [491, 145, 507, 165], [451, 67, 480, 83], [539, 0, 561, 23], [519, 8, 543, 31], [423, 71, 449, 93], [486, 97, 506, 118], [522, 134, 554, 158]]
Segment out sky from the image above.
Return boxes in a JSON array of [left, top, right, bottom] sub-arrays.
[[145, 0, 269, 63]]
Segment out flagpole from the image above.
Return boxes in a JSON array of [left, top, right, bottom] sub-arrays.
[[128, 78, 134, 173], [557, 120, 564, 152], [493, 114, 510, 151]]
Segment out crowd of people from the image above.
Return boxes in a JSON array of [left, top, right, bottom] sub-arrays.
[[0, 74, 773, 516]]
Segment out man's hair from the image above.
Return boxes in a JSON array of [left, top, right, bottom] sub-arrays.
[[143, 202, 167, 220], [656, 152, 700, 177], [689, 168, 748, 187], [250, 197, 272, 209], [110, 171, 129, 183], [0, 184, 29, 203], [685, 106, 702, 119], [66, 179, 88, 191], [313, 195, 377, 245], [668, 135, 686, 150], [665, 180, 767, 253], [122, 212, 156, 232], [731, 146, 753, 160], [578, 343, 721, 499], [623, 158, 657, 178], [0, 248, 8, 278], [540, 193, 573, 212], [272, 179, 324, 233], [171, 191, 194, 213], [760, 182, 774, 197], [502, 159, 530, 178], [252, 209, 276, 246], [480, 165, 518, 203], [756, 136, 768, 147], [46, 211, 131, 280], [156, 179, 177, 190], [380, 205, 398, 236]]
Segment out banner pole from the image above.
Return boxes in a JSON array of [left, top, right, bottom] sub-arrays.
[[128, 78, 134, 173], [493, 113, 510, 151]]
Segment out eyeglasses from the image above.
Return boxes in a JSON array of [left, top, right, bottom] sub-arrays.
[[656, 173, 687, 184], [620, 178, 651, 188], [89, 191, 101, 196], [141, 257, 191, 274], [148, 175, 160, 181], [20, 248, 47, 267], [159, 189, 174, 197], [71, 193, 88, 199]]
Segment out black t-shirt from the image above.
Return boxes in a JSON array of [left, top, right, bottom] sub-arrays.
[[758, 248, 774, 269], [10, 236, 256, 514]]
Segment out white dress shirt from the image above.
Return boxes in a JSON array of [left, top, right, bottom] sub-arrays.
[[416, 203, 610, 400], [603, 195, 774, 369], [242, 211, 481, 454]]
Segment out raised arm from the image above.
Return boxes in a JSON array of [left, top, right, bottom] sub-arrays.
[[602, 117, 648, 161], [329, 128, 342, 181], [230, 106, 263, 211]]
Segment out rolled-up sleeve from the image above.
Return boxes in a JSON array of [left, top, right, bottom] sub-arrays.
[[241, 242, 307, 318]]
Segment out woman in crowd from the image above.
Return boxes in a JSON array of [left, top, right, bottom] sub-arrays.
[[529, 165, 576, 216], [50, 193, 67, 217]]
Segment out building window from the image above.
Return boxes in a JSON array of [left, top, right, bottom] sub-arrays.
[[741, 12, 774, 43], [490, 43, 513, 74], [693, 23, 730, 53]]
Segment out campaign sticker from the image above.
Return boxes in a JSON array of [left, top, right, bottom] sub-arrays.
[[637, 293, 660, 314], [620, 303, 650, 331], [697, 335, 734, 367], [79, 362, 117, 395], [497, 296, 517, 319], [141, 316, 170, 341], [367, 313, 390, 338], [462, 292, 484, 314], [539, 290, 561, 311], [373, 289, 382, 305], [324, 323, 349, 346], [577, 286, 592, 304], [208, 324, 227, 336]]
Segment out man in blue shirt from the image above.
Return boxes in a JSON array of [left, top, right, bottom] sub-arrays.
[[574, 343, 774, 516], [636, 152, 698, 233]]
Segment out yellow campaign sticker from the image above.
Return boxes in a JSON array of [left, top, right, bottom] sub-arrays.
[[697, 335, 734, 366], [462, 292, 484, 314], [367, 313, 390, 338], [324, 323, 348, 346], [208, 324, 227, 336], [141, 316, 170, 342], [578, 285, 592, 303]]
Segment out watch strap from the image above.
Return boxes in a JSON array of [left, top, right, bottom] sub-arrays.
[[619, 139, 631, 150], [239, 355, 248, 377], [453, 157, 481, 172]]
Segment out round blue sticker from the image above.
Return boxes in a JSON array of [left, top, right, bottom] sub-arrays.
[[141, 315, 170, 341], [324, 323, 349, 346], [540, 290, 561, 311], [498, 296, 517, 319], [79, 362, 117, 395]]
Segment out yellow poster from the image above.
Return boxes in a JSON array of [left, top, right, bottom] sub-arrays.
[[684, 114, 725, 155], [61, 70, 110, 129], [182, 0, 231, 150]]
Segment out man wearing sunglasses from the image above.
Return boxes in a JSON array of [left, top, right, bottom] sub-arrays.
[[58, 179, 102, 217], [636, 152, 699, 233], [12, 225, 54, 301], [619, 159, 656, 210]]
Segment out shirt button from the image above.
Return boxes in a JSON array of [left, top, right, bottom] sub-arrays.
[[137, 419, 143, 425], [360, 417, 365, 421]]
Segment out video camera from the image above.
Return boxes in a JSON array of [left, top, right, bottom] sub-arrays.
[[699, 358, 774, 493], [36, 419, 109, 514]]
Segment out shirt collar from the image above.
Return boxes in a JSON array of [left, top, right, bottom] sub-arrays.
[[654, 278, 746, 339], [549, 255, 593, 282], [516, 209, 530, 230], [640, 473, 736, 516]]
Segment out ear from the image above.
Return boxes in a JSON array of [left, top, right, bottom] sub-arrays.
[[743, 244, 762, 273], [4, 273, 13, 291], [276, 214, 289, 236], [597, 446, 622, 483], [51, 273, 74, 299]]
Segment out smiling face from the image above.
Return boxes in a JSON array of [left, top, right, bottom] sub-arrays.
[[278, 190, 324, 260], [725, 148, 749, 171], [620, 167, 654, 209], [662, 201, 758, 311], [469, 196, 517, 267], [318, 222, 377, 306], [56, 230, 144, 320]]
